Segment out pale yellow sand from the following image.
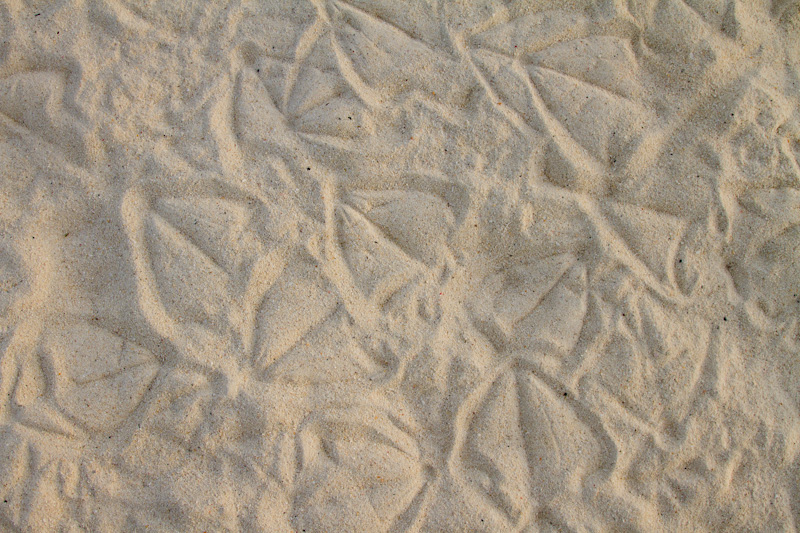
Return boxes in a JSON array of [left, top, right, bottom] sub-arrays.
[[0, 1, 799, 531]]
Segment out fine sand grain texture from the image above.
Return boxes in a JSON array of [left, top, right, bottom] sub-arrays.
[[1, 0, 799, 531]]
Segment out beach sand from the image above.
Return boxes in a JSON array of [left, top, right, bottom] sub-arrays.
[[0, 0, 799, 530]]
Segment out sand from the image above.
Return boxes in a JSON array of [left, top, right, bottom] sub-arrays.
[[0, 0, 798, 531]]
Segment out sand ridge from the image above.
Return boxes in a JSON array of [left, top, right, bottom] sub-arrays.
[[0, 0, 799, 530]]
